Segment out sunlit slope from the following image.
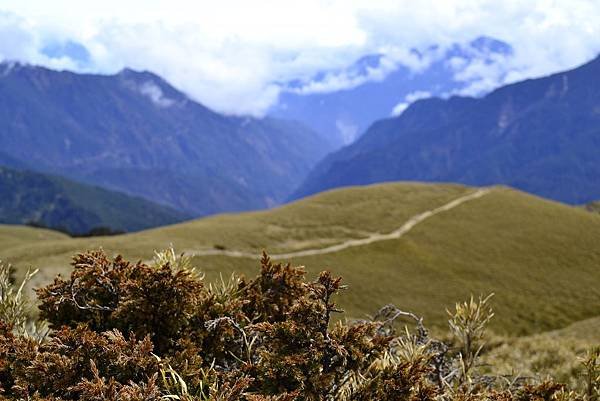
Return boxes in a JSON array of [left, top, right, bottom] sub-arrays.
[[0, 182, 468, 278], [185, 187, 600, 335], [2, 183, 599, 336], [481, 315, 600, 385], [0, 225, 69, 250], [586, 201, 600, 214]]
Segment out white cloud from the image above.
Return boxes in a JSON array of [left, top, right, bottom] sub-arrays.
[[0, 11, 81, 70], [0, 1, 600, 115], [290, 47, 429, 95], [391, 91, 432, 116], [138, 81, 176, 108]]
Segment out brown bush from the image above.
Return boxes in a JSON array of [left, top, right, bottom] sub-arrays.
[[0, 250, 596, 400]]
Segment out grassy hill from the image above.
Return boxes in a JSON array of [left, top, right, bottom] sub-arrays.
[[481, 314, 600, 386], [0, 166, 189, 235], [586, 201, 600, 214], [1, 182, 599, 337]]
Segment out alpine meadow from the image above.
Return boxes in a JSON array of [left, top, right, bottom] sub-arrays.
[[0, 1, 599, 400]]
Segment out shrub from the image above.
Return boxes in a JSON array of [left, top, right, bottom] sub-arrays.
[[0, 260, 38, 336], [0, 249, 597, 400], [36, 251, 204, 354]]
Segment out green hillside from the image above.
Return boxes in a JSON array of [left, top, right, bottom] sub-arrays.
[[1, 182, 599, 337], [0, 166, 189, 235]]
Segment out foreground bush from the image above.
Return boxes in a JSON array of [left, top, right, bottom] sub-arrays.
[[0, 251, 598, 400]]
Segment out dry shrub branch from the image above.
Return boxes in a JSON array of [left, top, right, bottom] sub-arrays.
[[0, 250, 597, 401]]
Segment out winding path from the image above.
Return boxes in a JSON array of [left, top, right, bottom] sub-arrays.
[[185, 188, 491, 260]]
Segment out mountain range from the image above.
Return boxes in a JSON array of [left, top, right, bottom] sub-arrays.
[[270, 36, 512, 147], [2, 40, 600, 231], [292, 54, 600, 204], [0, 63, 333, 216]]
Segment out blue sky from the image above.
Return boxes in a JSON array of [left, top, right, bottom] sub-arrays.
[[1, 0, 600, 116]]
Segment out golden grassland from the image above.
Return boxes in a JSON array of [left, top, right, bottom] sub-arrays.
[[586, 201, 600, 214], [1, 182, 599, 339], [481, 315, 600, 386]]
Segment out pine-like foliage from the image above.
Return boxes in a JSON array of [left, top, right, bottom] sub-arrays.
[[0, 250, 597, 400]]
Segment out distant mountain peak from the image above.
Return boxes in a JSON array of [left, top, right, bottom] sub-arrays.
[[117, 67, 161, 80], [117, 67, 171, 89], [0, 60, 24, 77], [271, 36, 513, 147], [469, 36, 513, 55]]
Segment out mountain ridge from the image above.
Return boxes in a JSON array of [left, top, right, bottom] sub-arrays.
[[0, 63, 333, 216], [291, 53, 600, 204], [270, 36, 513, 147], [0, 165, 189, 235]]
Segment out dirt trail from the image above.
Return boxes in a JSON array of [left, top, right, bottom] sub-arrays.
[[185, 188, 491, 260]]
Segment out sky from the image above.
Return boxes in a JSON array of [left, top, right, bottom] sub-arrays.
[[1, 0, 600, 116]]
